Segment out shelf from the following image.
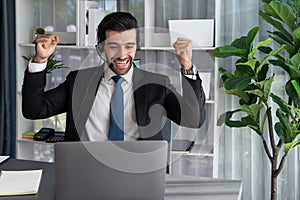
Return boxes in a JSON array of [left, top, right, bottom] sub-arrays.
[[171, 144, 214, 157], [18, 43, 215, 51], [171, 151, 214, 157], [18, 138, 214, 157], [18, 43, 94, 49], [17, 139, 55, 145], [141, 46, 215, 51]]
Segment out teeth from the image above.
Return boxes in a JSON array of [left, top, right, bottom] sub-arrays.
[[116, 60, 127, 65]]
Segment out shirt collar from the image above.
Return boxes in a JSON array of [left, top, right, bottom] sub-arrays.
[[103, 64, 134, 84]]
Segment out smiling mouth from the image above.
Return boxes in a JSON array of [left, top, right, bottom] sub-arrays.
[[114, 59, 130, 68], [115, 60, 128, 65]]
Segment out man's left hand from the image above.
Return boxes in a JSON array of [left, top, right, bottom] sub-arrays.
[[173, 37, 193, 70]]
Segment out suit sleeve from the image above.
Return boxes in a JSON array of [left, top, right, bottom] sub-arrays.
[[165, 74, 206, 128], [22, 69, 69, 119]]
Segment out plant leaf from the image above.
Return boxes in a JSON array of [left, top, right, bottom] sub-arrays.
[[231, 36, 247, 49], [284, 140, 300, 154], [241, 103, 264, 122], [236, 63, 255, 76], [291, 79, 300, 98], [275, 122, 286, 142], [262, 0, 271, 3], [291, 52, 300, 69], [236, 59, 259, 72], [292, 26, 300, 51], [264, 1, 296, 31], [35, 27, 45, 34], [269, 32, 295, 55], [263, 75, 274, 99], [248, 38, 272, 60], [257, 64, 269, 81], [217, 110, 249, 127], [224, 76, 251, 90], [213, 45, 247, 59], [246, 26, 259, 53], [276, 108, 290, 138], [259, 10, 293, 43], [258, 44, 285, 72], [219, 67, 234, 79], [224, 89, 250, 103], [242, 116, 262, 135], [246, 89, 264, 99], [270, 93, 293, 116], [286, 80, 300, 107], [269, 59, 291, 76]]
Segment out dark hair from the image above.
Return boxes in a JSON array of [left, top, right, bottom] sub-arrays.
[[97, 12, 139, 46]]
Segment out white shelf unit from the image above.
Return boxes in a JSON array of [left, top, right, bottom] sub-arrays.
[[15, 0, 221, 178]]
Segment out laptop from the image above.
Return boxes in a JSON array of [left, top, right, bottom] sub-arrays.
[[55, 141, 168, 200]]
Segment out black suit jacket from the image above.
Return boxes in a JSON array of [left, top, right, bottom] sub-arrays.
[[22, 65, 206, 141]]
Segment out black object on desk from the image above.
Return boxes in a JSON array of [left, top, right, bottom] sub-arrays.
[[45, 131, 65, 143], [33, 128, 55, 141]]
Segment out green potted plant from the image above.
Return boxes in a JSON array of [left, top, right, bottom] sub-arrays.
[[23, 27, 66, 89], [213, 0, 300, 199], [22, 53, 65, 73]]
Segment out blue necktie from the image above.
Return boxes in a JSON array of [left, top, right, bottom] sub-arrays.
[[108, 76, 124, 141]]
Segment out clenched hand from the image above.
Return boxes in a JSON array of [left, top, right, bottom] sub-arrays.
[[33, 34, 60, 63], [173, 37, 193, 70]]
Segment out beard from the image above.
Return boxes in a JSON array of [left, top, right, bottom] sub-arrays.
[[108, 56, 133, 75]]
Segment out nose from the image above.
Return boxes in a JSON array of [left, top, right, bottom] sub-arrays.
[[117, 46, 128, 59]]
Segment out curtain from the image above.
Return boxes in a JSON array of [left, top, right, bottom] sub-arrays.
[[217, 0, 300, 199], [0, 0, 16, 156]]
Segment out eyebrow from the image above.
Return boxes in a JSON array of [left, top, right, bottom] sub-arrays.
[[106, 42, 136, 46]]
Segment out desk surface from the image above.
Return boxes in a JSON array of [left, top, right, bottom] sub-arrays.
[[0, 159, 242, 200]]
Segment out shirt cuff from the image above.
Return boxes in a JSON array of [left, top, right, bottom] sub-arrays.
[[28, 59, 47, 73], [182, 65, 198, 80]]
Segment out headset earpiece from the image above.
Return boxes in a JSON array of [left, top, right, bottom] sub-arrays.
[[136, 28, 141, 51], [95, 43, 104, 57]]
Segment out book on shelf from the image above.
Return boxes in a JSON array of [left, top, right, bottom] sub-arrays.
[[0, 169, 43, 196], [21, 131, 36, 140]]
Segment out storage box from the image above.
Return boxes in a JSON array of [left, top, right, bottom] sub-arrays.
[[168, 19, 214, 47], [33, 31, 76, 45], [51, 32, 76, 45]]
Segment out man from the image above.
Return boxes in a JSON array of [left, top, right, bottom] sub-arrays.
[[22, 12, 206, 142]]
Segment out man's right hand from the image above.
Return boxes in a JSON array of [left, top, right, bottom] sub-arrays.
[[33, 34, 60, 63]]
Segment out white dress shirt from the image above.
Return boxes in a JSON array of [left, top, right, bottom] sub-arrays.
[[83, 65, 139, 141]]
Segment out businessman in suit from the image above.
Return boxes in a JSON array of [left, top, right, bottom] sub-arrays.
[[22, 12, 206, 142]]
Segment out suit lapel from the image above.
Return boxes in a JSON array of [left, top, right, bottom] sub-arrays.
[[72, 66, 104, 134], [133, 68, 148, 127]]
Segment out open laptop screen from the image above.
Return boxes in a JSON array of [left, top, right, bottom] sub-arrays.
[[55, 141, 168, 200]]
